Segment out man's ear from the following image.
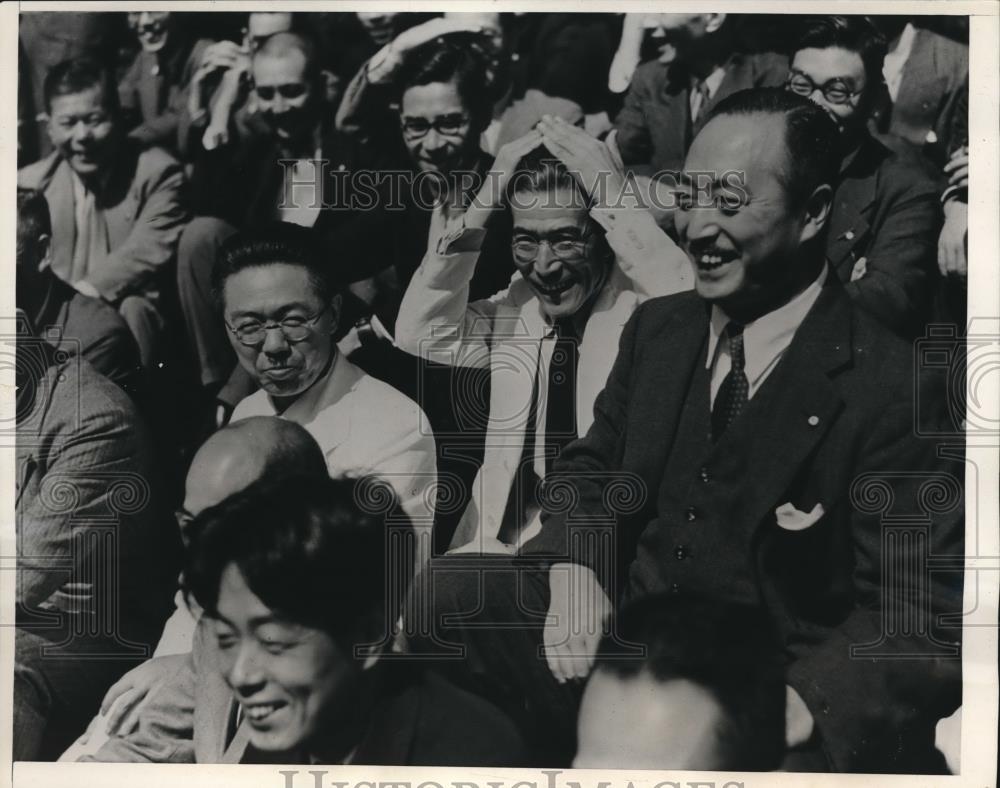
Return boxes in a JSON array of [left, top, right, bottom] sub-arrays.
[[705, 14, 727, 34], [37, 233, 52, 272], [328, 292, 343, 335], [799, 183, 833, 246]]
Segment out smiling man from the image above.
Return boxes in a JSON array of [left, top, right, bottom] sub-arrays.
[[512, 88, 962, 771], [396, 119, 690, 553], [213, 222, 437, 545], [18, 56, 188, 366], [786, 16, 942, 337]]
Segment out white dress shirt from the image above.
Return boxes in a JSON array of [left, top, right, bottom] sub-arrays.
[[277, 146, 323, 228], [706, 265, 828, 405], [690, 65, 728, 123], [231, 351, 437, 530]]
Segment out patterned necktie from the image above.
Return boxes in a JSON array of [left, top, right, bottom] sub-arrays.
[[711, 321, 749, 441]]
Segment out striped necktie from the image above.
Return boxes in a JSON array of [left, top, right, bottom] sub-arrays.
[[711, 321, 748, 441]]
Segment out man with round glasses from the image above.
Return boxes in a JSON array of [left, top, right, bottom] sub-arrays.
[[787, 16, 942, 338], [212, 221, 437, 540], [396, 117, 691, 555]]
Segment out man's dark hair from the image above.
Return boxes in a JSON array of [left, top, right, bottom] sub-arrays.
[[705, 87, 840, 206], [396, 35, 495, 130], [793, 16, 888, 90], [184, 474, 410, 651], [16, 188, 51, 268], [212, 221, 337, 307], [508, 145, 585, 202], [43, 56, 120, 115], [595, 594, 786, 771]]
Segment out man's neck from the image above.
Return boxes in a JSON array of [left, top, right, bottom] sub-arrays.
[[307, 663, 383, 764], [720, 258, 826, 325]]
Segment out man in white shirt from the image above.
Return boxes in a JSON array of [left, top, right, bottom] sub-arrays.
[[395, 117, 692, 554], [215, 222, 437, 538], [412, 90, 963, 771]]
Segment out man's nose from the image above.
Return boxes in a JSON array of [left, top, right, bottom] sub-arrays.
[[261, 326, 291, 355], [681, 204, 720, 244], [72, 122, 94, 144], [421, 128, 447, 152], [533, 245, 563, 278], [227, 642, 266, 693]]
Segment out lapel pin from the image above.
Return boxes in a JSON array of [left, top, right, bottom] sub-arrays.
[[807, 415, 820, 427], [844, 230, 855, 240]]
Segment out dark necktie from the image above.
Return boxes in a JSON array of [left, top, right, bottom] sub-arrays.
[[544, 319, 580, 475], [711, 322, 749, 441]]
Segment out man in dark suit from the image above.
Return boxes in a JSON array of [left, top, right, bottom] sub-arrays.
[[410, 89, 963, 772], [612, 13, 787, 175], [786, 16, 942, 338]]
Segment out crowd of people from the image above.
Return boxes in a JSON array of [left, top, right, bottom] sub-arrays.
[[14, 10, 968, 773]]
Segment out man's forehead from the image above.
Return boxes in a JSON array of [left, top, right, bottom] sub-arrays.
[[511, 199, 589, 230], [49, 86, 107, 114], [224, 263, 322, 304], [253, 50, 309, 82], [792, 46, 866, 80], [685, 112, 786, 173]]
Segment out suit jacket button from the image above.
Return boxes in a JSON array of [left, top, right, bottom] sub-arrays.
[[685, 506, 697, 522], [674, 545, 689, 560], [698, 467, 710, 483], [670, 583, 681, 594]]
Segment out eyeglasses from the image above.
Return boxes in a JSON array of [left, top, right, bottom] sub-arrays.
[[785, 72, 864, 105], [254, 83, 308, 101], [511, 231, 593, 265], [400, 113, 470, 141], [225, 308, 328, 347]]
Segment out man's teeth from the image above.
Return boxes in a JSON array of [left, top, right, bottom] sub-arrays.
[[699, 254, 727, 265], [245, 703, 281, 720]]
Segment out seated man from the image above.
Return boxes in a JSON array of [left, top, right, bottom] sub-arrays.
[[16, 187, 142, 396], [786, 15, 942, 336], [84, 475, 528, 764], [14, 307, 179, 761], [613, 13, 787, 174], [118, 11, 211, 153], [216, 222, 437, 551], [178, 31, 357, 398], [63, 416, 328, 761], [395, 118, 691, 553], [574, 595, 785, 771], [18, 57, 188, 366], [411, 90, 963, 771]]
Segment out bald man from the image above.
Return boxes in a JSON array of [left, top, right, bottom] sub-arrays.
[[62, 416, 326, 760]]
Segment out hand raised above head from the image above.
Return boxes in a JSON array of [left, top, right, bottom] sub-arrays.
[[537, 115, 626, 209]]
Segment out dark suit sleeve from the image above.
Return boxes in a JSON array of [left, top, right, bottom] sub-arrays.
[[786, 370, 963, 772], [614, 66, 654, 168], [843, 168, 941, 335], [521, 303, 642, 592]]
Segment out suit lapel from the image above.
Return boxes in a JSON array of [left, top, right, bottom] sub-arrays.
[[827, 139, 880, 276], [722, 285, 852, 538], [631, 297, 710, 483]]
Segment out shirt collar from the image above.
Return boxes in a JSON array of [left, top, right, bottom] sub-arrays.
[[706, 263, 829, 384], [699, 65, 728, 100]]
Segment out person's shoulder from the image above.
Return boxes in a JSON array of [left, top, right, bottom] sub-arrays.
[[867, 133, 941, 195], [631, 60, 669, 93], [634, 289, 705, 330], [46, 354, 140, 435], [348, 361, 430, 432], [18, 150, 63, 189], [134, 142, 183, 178], [917, 26, 969, 65], [408, 670, 526, 766], [744, 50, 789, 79]]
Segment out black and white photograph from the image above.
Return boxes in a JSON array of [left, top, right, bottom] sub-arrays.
[[2, 2, 997, 786]]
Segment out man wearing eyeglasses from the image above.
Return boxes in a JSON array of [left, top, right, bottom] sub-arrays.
[[211, 222, 436, 547], [396, 118, 691, 555], [786, 16, 942, 338], [178, 31, 361, 414]]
